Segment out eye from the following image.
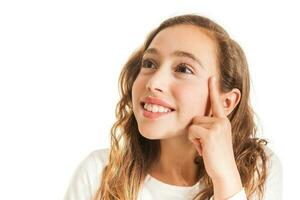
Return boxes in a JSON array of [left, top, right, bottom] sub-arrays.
[[141, 59, 194, 75], [176, 63, 194, 74], [141, 59, 156, 69]]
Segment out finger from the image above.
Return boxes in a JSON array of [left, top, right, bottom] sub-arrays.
[[209, 76, 226, 117], [188, 125, 208, 141], [192, 116, 215, 124], [197, 123, 212, 129], [191, 139, 202, 156]]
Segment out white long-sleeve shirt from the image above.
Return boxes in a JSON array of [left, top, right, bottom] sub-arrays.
[[64, 146, 282, 200]]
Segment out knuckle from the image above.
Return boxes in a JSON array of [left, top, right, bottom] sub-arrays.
[[212, 117, 231, 132], [214, 121, 222, 131], [188, 124, 196, 133], [192, 116, 201, 124], [188, 126, 193, 131], [219, 117, 230, 126]]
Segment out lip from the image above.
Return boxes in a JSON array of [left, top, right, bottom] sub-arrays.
[[140, 96, 175, 120], [141, 96, 175, 111], [142, 107, 173, 119]]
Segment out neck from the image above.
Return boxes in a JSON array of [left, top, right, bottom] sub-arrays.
[[149, 133, 201, 186]]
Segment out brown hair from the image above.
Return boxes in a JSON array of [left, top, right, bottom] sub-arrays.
[[93, 14, 269, 200]]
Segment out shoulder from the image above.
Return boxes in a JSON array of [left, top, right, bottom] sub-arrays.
[[87, 148, 110, 168], [64, 148, 110, 200], [74, 148, 110, 179], [253, 145, 283, 199], [263, 145, 282, 176]]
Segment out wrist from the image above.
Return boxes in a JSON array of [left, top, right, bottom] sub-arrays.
[[212, 168, 243, 200]]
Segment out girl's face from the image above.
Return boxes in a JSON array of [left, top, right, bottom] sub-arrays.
[[132, 24, 219, 139]]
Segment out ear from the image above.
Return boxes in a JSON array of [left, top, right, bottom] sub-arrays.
[[221, 88, 241, 116]]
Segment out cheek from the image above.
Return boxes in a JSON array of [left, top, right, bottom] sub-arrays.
[[132, 76, 146, 107], [132, 80, 140, 104], [174, 83, 209, 117]]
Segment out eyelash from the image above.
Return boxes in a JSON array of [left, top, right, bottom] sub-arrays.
[[141, 59, 194, 74]]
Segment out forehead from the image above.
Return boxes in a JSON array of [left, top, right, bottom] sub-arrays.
[[147, 24, 218, 73]]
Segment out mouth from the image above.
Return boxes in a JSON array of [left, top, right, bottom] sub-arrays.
[[140, 102, 176, 112], [140, 102, 175, 119]]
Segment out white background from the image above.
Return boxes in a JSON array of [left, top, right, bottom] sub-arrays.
[[0, 0, 299, 199]]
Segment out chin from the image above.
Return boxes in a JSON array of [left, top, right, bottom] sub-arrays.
[[138, 127, 160, 140], [138, 127, 179, 140], [140, 133, 160, 140]]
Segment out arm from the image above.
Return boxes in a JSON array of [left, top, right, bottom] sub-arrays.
[[210, 188, 247, 200], [208, 158, 247, 200], [211, 165, 245, 200], [209, 147, 283, 200]]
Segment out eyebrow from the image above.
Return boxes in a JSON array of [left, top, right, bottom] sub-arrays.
[[143, 47, 204, 69]]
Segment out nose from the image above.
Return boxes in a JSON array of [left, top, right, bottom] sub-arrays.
[[146, 68, 169, 93]]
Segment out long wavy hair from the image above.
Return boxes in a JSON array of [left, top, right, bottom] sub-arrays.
[[93, 14, 269, 200]]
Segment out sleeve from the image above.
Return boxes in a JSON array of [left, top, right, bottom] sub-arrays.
[[209, 188, 247, 200], [63, 151, 103, 200], [261, 148, 283, 200], [209, 147, 283, 200]]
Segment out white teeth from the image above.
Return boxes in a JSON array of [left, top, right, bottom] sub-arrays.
[[158, 106, 165, 112], [143, 103, 171, 113], [152, 105, 158, 112]]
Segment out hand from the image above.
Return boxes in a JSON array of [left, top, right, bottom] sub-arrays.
[[188, 76, 239, 181]]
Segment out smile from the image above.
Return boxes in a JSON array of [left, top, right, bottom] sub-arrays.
[[143, 103, 172, 113], [140, 102, 175, 119]]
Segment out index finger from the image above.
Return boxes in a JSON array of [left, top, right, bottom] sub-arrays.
[[208, 76, 226, 117]]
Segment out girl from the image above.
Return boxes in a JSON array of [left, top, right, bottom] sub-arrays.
[[64, 14, 282, 200]]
